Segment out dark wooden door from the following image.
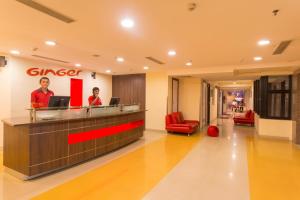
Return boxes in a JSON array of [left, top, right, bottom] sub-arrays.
[[112, 74, 146, 109]]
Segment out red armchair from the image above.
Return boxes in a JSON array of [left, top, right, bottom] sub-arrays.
[[233, 110, 254, 126], [165, 112, 200, 135]]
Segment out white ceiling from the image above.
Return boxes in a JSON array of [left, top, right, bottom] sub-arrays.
[[0, 0, 300, 75], [213, 80, 253, 89]]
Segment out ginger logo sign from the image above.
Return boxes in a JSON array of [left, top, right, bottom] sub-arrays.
[[26, 67, 82, 77]]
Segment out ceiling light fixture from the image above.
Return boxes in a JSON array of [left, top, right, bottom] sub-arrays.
[[254, 56, 263, 61], [168, 50, 176, 56], [116, 57, 124, 62], [121, 18, 135, 28], [258, 39, 270, 46], [106, 69, 111, 73], [143, 66, 149, 70], [10, 50, 20, 55], [185, 61, 192, 66], [232, 154, 237, 160], [75, 63, 81, 67], [45, 40, 56, 46]]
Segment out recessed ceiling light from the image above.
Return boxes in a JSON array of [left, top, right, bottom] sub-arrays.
[[121, 18, 135, 28], [254, 56, 263, 61], [10, 50, 20, 55], [75, 63, 81, 67], [168, 50, 176, 56], [45, 40, 56, 46], [258, 39, 271, 46], [116, 57, 124, 62], [143, 66, 149, 70], [106, 69, 111, 73], [185, 61, 192, 66]]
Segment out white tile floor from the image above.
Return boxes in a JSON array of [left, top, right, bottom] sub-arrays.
[[143, 120, 254, 200]]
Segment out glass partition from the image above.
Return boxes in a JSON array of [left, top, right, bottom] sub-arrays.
[[28, 104, 141, 122], [122, 104, 140, 112], [29, 107, 88, 122], [89, 106, 121, 117]]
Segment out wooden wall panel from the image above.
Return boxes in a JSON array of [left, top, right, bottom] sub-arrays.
[[112, 74, 146, 109], [3, 124, 30, 175]]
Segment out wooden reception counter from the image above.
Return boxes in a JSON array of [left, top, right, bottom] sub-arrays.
[[2, 106, 144, 180]]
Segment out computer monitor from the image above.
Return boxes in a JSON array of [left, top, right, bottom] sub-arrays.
[[109, 97, 120, 106], [48, 96, 70, 108]]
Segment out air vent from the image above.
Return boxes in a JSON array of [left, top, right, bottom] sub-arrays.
[[16, 0, 75, 23], [32, 55, 69, 63], [145, 57, 165, 65], [273, 40, 292, 55]]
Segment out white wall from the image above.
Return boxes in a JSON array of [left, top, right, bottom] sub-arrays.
[[0, 56, 112, 147], [0, 64, 12, 149], [210, 86, 218, 123], [255, 114, 296, 140], [244, 88, 253, 111], [178, 77, 201, 121], [7, 56, 112, 117], [146, 72, 168, 131]]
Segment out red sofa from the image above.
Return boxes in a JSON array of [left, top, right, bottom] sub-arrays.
[[165, 112, 200, 135], [233, 110, 254, 126]]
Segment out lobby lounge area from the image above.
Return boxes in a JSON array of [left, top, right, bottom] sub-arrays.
[[1, 1, 300, 200]]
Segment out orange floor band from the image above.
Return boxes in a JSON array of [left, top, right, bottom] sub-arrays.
[[68, 120, 144, 144], [33, 132, 202, 200]]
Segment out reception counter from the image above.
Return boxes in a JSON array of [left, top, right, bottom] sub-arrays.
[[2, 105, 145, 180]]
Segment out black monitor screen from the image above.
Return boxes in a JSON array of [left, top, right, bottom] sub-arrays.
[[109, 97, 120, 106], [48, 96, 70, 108]]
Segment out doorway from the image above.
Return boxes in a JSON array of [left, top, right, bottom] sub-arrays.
[[202, 82, 211, 126]]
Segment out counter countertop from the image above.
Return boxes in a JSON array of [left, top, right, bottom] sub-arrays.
[[2, 110, 145, 126]]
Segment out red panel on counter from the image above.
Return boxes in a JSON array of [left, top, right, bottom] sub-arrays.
[[68, 120, 144, 144], [70, 78, 83, 106]]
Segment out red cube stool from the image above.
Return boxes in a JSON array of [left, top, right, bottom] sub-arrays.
[[207, 125, 219, 137]]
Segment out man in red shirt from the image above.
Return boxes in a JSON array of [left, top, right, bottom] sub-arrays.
[[31, 77, 54, 108], [88, 87, 102, 106]]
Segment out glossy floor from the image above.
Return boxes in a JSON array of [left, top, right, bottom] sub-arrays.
[[0, 131, 165, 199], [247, 137, 300, 200], [1, 120, 300, 200], [144, 120, 252, 200], [33, 132, 201, 200]]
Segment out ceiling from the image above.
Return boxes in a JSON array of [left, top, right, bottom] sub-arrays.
[[213, 80, 253, 90], [1, 0, 300, 75]]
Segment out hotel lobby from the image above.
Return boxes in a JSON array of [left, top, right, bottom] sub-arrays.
[[1, 0, 300, 199]]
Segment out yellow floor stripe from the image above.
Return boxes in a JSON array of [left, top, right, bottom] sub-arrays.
[[247, 137, 300, 200], [32, 133, 202, 200]]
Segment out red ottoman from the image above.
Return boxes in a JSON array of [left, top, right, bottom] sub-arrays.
[[207, 125, 219, 137]]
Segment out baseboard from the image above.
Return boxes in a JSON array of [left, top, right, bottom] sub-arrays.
[[294, 143, 300, 149], [145, 129, 166, 134], [256, 134, 291, 141]]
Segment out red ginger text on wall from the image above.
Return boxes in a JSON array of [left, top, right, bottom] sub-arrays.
[[26, 67, 82, 77]]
